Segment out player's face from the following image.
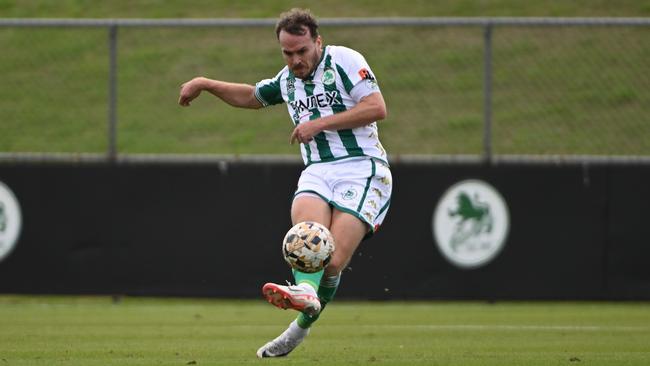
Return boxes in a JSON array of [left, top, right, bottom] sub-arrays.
[[279, 28, 322, 80]]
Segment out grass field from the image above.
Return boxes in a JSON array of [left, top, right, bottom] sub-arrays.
[[0, 1, 649, 156], [1, 1, 648, 18], [1, 296, 649, 365]]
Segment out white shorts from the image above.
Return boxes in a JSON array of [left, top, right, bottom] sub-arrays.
[[294, 157, 392, 237]]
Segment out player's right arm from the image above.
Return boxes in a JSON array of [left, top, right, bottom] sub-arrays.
[[178, 77, 263, 109]]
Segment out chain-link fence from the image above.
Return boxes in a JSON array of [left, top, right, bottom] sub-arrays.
[[0, 18, 648, 162]]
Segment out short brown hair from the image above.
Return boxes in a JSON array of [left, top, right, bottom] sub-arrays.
[[275, 8, 319, 40]]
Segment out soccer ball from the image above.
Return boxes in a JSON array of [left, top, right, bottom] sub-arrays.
[[282, 221, 335, 273]]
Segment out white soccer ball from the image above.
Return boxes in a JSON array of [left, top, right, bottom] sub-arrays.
[[282, 221, 335, 273]]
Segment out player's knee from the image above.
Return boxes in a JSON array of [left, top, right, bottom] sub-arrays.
[[325, 255, 348, 275]]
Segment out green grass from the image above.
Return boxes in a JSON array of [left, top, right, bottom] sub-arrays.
[[1, 296, 650, 365], [1, 0, 648, 18], [0, 1, 649, 155]]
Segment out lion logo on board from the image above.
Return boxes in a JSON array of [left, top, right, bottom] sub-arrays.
[[432, 180, 509, 269], [448, 192, 493, 251]]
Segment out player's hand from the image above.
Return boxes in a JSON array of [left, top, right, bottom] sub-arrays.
[[290, 120, 323, 145], [178, 77, 205, 107]]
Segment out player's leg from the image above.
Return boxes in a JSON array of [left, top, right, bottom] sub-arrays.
[[262, 194, 330, 313], [324, 209, 368, 275], [291, 194, 332, 226], [257, 195, 331, 358], [296, 209, 367, 328], [259, 159, 392, 358], [321, 208, 367, 305], [297, 159, 392, 328], [290, 194, 332, 291]]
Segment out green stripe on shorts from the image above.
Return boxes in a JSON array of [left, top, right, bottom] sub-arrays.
[[356, 159, 376, 212]]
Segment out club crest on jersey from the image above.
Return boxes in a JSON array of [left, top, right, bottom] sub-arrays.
[[322, 68, 336, 85]]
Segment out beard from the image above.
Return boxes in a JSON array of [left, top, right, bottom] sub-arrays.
[[292, 49, 322, 79]]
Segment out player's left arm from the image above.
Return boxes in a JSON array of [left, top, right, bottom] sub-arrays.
[[290, 91, 386, 145]]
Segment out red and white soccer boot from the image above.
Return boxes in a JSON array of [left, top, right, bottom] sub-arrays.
[[262, 282, 321, 316]]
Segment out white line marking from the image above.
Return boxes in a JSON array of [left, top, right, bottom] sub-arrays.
[[217, 324, 650, 332]]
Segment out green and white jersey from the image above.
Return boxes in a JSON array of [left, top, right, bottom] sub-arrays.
[[255, 45, 388, 166]]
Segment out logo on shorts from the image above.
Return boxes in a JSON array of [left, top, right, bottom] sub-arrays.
[[0, 181, 22, 263], [322, 68, 336, 85], [341, 187, 358, 201], [371, 188, 383, 199], [432, 179, 509, 269], [363, 211, 374, 222]]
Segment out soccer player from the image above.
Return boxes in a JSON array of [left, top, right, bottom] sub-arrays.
[[178, 8, 392, 358]]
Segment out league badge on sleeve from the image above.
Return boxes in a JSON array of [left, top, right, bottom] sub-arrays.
[[358, 68, 375, 81]]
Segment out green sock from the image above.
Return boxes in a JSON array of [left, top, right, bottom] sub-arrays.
[[292, 269, 324, 291], [296, 273, 341, 329]]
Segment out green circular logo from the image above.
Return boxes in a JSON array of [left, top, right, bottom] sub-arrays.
[[322, 69, 336, 85], [0, 181, 22, 263], [432, 179, 509, 269]]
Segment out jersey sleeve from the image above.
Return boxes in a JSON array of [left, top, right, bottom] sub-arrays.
[[334, 46, 381, 103], [254, 70, 285, 107], [349, 76, 381, 103]]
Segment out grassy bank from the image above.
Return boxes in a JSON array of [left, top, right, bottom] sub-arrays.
[[1, 1, 648, 155]]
